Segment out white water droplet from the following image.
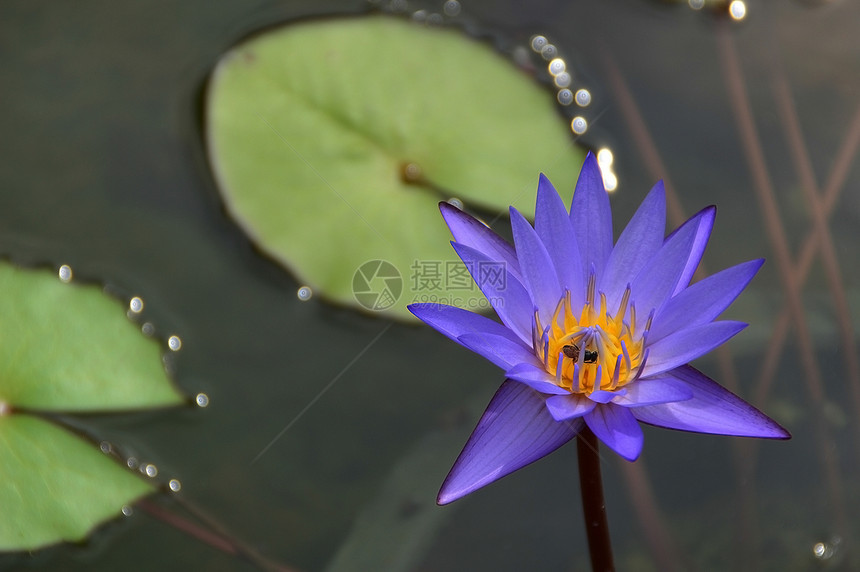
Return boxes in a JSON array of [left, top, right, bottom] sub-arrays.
[[597, 148, 618, 192], [129, 296, 144, 314], [446, 197, 464, 210], [548, 58, 565, 76], [143, 464, 158, 478], [297, 286, 313, 301], [530, 35, 547, 53], [597, 148, 614, 166], [571, 116, 588, 135], [443, 0, 460, 17], [127, 457, 139, 470], [540, 44, 558, 61], [575, 89, 592, 107], [553, 72, 571, 88], [169, 479, 182, 492], [196, 393, 210, 408], [58, 265, 73, 283], [602, 172, 618, 192], [100, 441, 112, 454], [168, 335, 182, 351], [557, 89, 573, 106], [121, 505, 133, 517], [729, 0, 747, 20]]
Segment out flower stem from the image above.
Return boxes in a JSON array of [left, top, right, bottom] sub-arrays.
[[577, 426, 615, 572]]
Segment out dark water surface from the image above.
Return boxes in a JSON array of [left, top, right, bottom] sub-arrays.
[[1, 1, 859, 570]]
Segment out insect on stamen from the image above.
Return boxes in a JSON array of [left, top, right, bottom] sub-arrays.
[[563, 343, 598, 363]]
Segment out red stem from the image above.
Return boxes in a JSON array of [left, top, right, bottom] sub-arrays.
[[577, 427, 615, 572]]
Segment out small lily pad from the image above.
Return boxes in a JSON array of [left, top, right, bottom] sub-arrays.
[[206, 16, 586, 319], [0, 262, 182, 411], [0, 414, 153, 551], [0, 261, 184, 550]]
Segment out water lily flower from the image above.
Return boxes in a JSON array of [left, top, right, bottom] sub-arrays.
[[408, 153, 789, 505]]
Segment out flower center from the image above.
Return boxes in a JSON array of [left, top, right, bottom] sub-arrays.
[[533, 276, 649, 395]]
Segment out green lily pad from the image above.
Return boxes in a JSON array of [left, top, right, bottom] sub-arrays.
[[0, 261, 184, 550], [206, 15, 586, 319], [0, 414, 153, 551], [0, 262, 182, 411]]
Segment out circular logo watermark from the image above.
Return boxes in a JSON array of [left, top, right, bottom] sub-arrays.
[[352, 260, 402, 311]]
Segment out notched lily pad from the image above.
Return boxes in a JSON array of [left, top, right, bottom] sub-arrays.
[[0, 261, 184, 551], [206, 15, 586, 319], [0, 262, 182, 411], [0, 415, 153, 551]]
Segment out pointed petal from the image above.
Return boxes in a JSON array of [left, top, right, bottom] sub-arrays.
[[570, 153, 613, 283], [600, 180, 666, 309], [642, 320, 747, 377], [408, 303, 525, 348], [534, 174, 586, 307], [451, 242, 533, 344], [458, 333, 542, 371], [439, 202, 522, 282], [613, 377, 693, 407], [546, 393, 596, 421], [631, 366, 791, 438], [649, 259, 764, 342], [585, 404, 644, 461], [438, 380, 582, 504], [510, 207, 562, 325], [629, 207, 708, 320], [670, 206, 716, 295], [504, 362, 570, 395]]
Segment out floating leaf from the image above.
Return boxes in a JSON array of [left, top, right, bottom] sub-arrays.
[[207, 16, 586, 319], [0, 262, 182, 411], [0, 261, 183, 550], [0, 414, 153, 551]]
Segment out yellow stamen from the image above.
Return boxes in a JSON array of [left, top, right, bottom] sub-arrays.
[[537, 286, 646, 395]]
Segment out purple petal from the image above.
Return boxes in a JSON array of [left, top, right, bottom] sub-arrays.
[[570, 153, 613, 283], [649, 259, 764, 343], [458, 333, 543, 372], [533, 174, 586, 308], [439, 202, 522, 282], [438, 380, 582, 504], [510, 207, 562, 325], [585, 404, 644, 461], [631, 365, 790, 438], [504, 362, 570, 395], [546, 393, 596, 421], [629, 207, 712, 320], [642, 320, 747, 377], [670, 206, 716, 296], [613, 377, 693, 407], [600, 180, 666, 310], [588, 389, 623, 404], [451, 242, 533, 344], [408, 303, 525, 348]]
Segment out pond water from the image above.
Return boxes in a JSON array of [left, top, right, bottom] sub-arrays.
[[1, 1, 859, 570]]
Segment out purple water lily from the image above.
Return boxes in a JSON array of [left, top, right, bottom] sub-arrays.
[[409, 153, 789, 505]]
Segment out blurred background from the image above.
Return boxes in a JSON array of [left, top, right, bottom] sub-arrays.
[[1, 0, 858, 570]]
